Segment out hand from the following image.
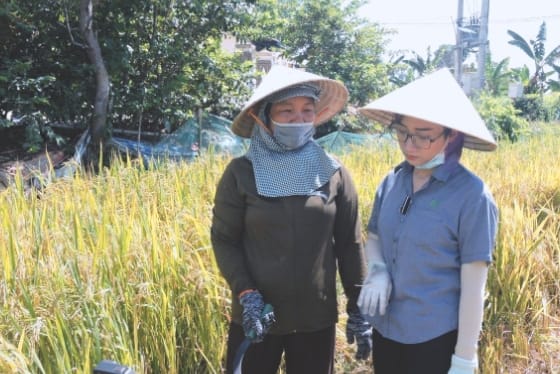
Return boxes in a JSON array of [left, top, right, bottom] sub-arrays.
[[448, 354, 478, 374], [239, 290, 275, 342], [357, 262, 392, 317], [346, 310, 373, 360]]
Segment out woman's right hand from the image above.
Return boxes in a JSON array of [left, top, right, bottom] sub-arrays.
[[239, 290, 275, 342], [357, 262, 392, 317]]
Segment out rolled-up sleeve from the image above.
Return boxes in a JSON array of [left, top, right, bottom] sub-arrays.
[[458, 184, 498, 264]]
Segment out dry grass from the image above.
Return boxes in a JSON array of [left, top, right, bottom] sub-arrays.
[[0, 125, 559, 373]]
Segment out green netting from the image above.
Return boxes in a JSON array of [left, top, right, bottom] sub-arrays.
[[315, 131, 392, 153], [110, 113, 248, 160], [112, 121, 394, 161], [154, 113, 248, 157]]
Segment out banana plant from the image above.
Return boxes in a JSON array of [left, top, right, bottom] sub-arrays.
[[485, 57, 512, 96], [548, 64, 560, 92], [507, 22, 560, 94]]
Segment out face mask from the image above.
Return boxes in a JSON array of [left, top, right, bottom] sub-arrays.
[[415, 150, 446, 169], [271, 120, 316, 150], [415, 136, 449, 169]]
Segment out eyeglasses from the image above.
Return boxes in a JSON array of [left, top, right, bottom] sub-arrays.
[[389, 124, 447, 149]]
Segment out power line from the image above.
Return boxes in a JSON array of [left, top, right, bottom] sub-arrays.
[[491, 15, 560, 23], [376, 14, 560, 26]]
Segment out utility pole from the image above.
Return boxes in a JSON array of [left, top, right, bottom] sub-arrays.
[[476, 0, 490, 91], [455, 0, 464, 84]]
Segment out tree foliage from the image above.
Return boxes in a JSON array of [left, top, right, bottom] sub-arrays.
[[0, 0, 257, 152], [507, 22, 560, 94], [2, 0, 394, 151], [484, 55, 512, 97], [474, 92, 529, 142], [238, 0, 390, 109], [0, 0, 93, 151], [88, 0, 257, 132], [392, 45, 455, 85]]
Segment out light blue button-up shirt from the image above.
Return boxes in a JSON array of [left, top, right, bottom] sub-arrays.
[[367, 159, 498, 344]]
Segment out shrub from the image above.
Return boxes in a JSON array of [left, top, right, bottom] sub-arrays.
[[513, 94, 549, 121], [543, 92, 560, 121], [474, 93, 529, 142]]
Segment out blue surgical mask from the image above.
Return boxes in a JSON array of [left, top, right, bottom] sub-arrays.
[[415, 150, 445, 169], [271, 121, 316, 150]]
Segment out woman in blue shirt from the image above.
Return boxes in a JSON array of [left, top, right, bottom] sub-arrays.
[[357, 68, 498, 374]]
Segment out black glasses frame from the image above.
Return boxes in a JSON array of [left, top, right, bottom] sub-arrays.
[[388, 122, 447, 149]]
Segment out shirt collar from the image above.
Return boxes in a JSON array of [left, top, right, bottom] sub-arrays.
[[396, 155, 460, 183], [434, 153, 460, 182]]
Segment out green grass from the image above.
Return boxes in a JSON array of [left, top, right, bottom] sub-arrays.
[[1, 126, 559, 373]]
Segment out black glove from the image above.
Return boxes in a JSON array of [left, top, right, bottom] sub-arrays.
[[346, 310, 373, 360], [239, 290, 275, 342]]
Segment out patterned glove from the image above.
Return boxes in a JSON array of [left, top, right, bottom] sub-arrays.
[[346, 310, 373, 360], [448, 354, 478, 374], [239, 290, 275, 342]]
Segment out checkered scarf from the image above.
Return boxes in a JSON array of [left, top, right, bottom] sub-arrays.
[[245, 125, 340, 198]]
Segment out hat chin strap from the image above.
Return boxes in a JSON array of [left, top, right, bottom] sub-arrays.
[[314, 106, 330, 125], [249, 110, 272, 135]]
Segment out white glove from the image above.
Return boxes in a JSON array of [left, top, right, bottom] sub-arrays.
[[357, 261, 392, 316], [448, 354, 477, 374], [358, 232, 392, 317]]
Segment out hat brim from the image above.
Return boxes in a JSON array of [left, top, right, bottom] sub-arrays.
[[232, 66, 348, 138], [358, 69, 497, 152]]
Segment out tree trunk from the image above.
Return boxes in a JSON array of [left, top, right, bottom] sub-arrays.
[[79, 0, 110, 162]]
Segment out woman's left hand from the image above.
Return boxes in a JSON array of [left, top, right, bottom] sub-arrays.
[[448, 354, 477, 374], [346, 310, 373, 360]]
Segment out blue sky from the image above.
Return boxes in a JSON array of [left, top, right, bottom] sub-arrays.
[[361, 0, 560, 70]]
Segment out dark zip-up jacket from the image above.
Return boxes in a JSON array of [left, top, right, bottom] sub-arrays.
[[211, 156, 366, 335]]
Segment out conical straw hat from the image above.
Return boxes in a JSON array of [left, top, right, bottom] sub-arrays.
[[232, 65, 349, 138], [358, 68, 497, 151]]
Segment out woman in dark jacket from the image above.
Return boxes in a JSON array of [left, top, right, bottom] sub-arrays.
[[211, 65, 370, 374]]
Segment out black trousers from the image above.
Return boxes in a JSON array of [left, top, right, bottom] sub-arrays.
[[372, 329, 458, 374], [225, 322, 335, 374]]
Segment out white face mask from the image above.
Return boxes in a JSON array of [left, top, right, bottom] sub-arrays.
[[415, 138, 448, 169], [271, 120, 316, 150], [415, 150, 446, 169]]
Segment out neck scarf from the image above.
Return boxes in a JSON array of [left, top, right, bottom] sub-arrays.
[[245, 125, 340, 197]]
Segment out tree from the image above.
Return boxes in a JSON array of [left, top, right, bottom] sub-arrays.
[[484, 55, 512, 96], [1, 0, 257, 155], [79, 0, 109, 149], [548, 63, 560, 92], [507, 22, 560, 94], [0, 0, 93, 152], [384, 44, 455, 90], [82, 0, 257, 133], [401, 45, 455, 78], [239, 0, 390, 109]]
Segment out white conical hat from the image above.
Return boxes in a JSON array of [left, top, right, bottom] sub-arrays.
[[358, 68, 497, 151], [232, 65, 349, 138]]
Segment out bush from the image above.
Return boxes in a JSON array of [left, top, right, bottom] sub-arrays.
[[513, 94, 549, 121], [543, 92, 560, 121], [474, 93, 529, 142]]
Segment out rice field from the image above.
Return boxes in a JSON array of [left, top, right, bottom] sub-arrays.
[[0, 124, 559, 373]]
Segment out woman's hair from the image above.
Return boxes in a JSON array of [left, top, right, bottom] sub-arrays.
[[445, 130, 465, 160], [263, 102, 272, 126]]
